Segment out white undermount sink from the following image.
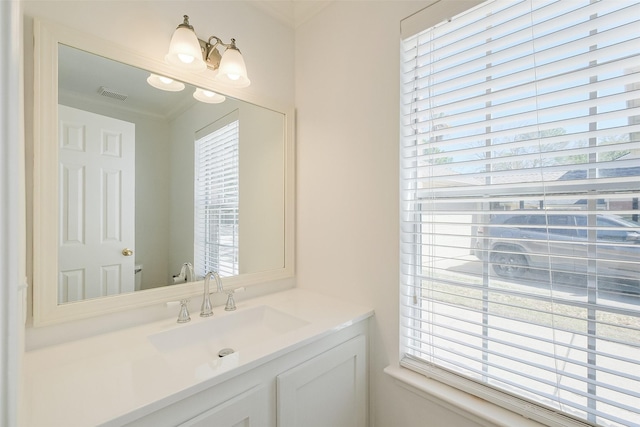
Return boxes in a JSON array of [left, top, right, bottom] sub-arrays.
[[148, 305, 309, 354]]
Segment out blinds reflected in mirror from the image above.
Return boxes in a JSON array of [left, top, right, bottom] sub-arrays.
[[195, 110, 240, 278]]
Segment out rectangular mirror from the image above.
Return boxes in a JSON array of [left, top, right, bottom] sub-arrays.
[[33, 19, 294, 325]]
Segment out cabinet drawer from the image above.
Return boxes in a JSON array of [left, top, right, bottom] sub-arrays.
[[180, 385, 271, 427]]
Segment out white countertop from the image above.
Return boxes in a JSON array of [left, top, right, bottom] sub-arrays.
[[21, 289, 373, 427]]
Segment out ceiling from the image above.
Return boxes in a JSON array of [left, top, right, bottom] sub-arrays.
[[58, 44, 197, 119], [250, 0, 332, 28]]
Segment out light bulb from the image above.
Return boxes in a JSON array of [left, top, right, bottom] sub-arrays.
[[147, 74, 185, 92], [193, 88, 226, 104], [177, 53, 195, 64]]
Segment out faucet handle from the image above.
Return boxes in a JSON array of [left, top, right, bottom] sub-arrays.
[[177, 299, 191, 323], [224, 287, 245, 311]]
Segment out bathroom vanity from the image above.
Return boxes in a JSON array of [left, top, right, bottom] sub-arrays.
[[24, 18, 371, 427], [21, 289, 372, 426]]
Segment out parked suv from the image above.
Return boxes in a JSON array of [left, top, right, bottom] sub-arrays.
[[471, 212, 640, 287]]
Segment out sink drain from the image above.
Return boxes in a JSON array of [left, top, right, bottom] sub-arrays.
[[218, 348, 235, 358]]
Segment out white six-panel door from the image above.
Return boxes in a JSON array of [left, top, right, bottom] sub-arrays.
[[58, 105, 135, 303]]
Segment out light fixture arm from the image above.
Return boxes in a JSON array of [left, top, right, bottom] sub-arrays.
[[207, 36, 236, 52], [201, 36, 241, 71]]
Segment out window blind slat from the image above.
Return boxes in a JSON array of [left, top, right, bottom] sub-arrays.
[[407, 9, 640, 83], [400, 294, 640, 351]]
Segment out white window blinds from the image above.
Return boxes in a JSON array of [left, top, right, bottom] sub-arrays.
[[194, 113, 239, 278], [400, 1, 640, 426]]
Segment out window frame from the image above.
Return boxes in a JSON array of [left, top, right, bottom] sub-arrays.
[[399, 1, 640, 426]]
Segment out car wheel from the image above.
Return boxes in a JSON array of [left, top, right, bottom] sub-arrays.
[[491, 250, 528, 279]]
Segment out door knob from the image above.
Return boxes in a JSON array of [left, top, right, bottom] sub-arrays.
[[122, 248, 134, 256]]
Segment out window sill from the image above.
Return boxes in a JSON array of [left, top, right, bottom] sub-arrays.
[[384, 365, 546, 427]]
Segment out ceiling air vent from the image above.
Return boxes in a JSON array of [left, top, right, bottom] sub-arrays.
[[97, 86, 128, 101]]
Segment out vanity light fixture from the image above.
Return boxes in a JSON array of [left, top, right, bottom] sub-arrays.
[[146, 73, 186, 92], [166, 15, 251, 88], [193, 87, 226, 104]]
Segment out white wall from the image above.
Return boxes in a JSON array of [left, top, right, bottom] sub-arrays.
[[295, 2, 486, 426]]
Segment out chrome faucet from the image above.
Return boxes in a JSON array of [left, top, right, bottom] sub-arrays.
[[183, 262, 195, 282], [201, 271, 223, 317], [174, 262, 195, 283]]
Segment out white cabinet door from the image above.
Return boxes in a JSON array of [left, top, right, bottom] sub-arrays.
[[276, 335, 367, 427], [179, 385, 271, 427]]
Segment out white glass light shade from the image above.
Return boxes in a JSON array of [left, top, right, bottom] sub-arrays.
[[146, 74, 185, 92], [216, 48, 250, 88], [193, 88, 226, 104], [165, 26, 207, 72]]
